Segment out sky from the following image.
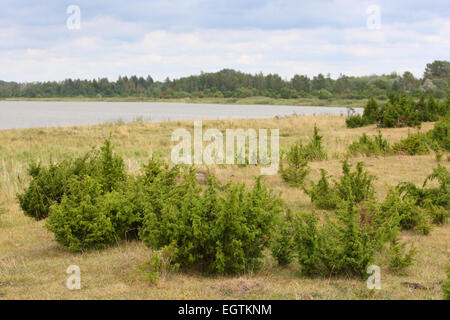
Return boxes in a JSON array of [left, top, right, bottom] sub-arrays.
[[0, 0, 449, 82]]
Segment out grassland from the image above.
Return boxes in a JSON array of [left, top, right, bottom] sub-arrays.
[[3, 96, 367, 107], [0, 115, 448, 299]]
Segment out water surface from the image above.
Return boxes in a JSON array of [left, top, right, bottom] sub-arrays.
[[0, 101, 363, 130]]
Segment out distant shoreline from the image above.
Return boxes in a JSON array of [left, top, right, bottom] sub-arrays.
[[1, 96, 367, 108]]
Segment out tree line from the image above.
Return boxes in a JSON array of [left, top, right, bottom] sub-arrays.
[[1, 60, 449, 100]]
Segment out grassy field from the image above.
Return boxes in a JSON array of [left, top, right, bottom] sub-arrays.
[[3, 96, 368, 107], [0, 115, 448, 299]]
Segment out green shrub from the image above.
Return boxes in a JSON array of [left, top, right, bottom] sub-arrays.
[[346, 94, 445, 129], [346, 115, 368, 128], [294, 202, 397, 277], [334, 161, 376, 204], [379, 95, 420, 128], [304, 169, 339, 210], [45, 176, 146, 251], [428, 115, 450, 151], [392, 166, 449, 229], [388, 237, 416, 275], [46, 176, 116, 251], [422, 200, 449, 225], [420, 95, 439, 122], [422, 165, 450, 210], [391, 132, 430, 155], [304, 161, 375, 209], [439, 96, 450, 117], [379, 102, 399, 128], [362, 97, 380, 123], [280, 142, 310, 187], [141, 156, 180, 186], [348, 131, 390, 156], [97, 138, 127, 192], [333, 203, 391, 277], [301, 124, 327, 161], [345, 98, 380, 128], [380, 188, 431, 235], [137, 242, 180, 284], [17, 161, 73, 220], [294, 211, 338, 276], [271, 210, 297, 266], [443, 266, 450, 300], [17, 138, 127, 220], [41, 139, 144, 251], [139, 171, 282, 274], [99, 179, 148, 240], [398, 165, 449, 211]]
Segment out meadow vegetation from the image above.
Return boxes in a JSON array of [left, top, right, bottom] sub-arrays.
[[0, 114, 449, 299]]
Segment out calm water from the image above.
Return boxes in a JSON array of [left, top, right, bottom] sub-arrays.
[[0, 101, 363, 130]]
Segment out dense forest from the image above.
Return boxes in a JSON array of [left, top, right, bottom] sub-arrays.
[[1, 60, 449, 100]]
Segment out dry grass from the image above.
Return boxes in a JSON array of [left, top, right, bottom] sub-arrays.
[[0, 115, 448, 300]]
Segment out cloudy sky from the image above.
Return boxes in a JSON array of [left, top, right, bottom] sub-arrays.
[[1, 0, 449, 82]]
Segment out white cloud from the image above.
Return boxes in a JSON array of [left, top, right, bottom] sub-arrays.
[[1, 14, 449, 82]]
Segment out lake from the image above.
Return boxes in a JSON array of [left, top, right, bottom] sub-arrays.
[[0, 101, 363, 130]]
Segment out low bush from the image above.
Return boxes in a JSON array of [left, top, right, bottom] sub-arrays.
[[301, 124, 327, 161], [380, 188, 431, 235], [391, 132, 431, 155], [294, 202, 397, 277], [17, 161, 74, 220], [421, 165, 450, 210], [137, 242, 180, 284], [346, 93, 448, 129], [418, 95, 440, 122], [97, 139, 128, 192], [348, 131, 390, 157], [293, 211, 337, 276], [45, 176, 146, 251], [362, 97, 380, 123], [377, 165, 449, 236], [379, 96, 419, 128], [280, 125, 326, 185], [388, 237, 416, 275], [17, 138, 127, 220], [423, 200, 449, 225], [443, 266, 450, 300], [346, 115, 368, 128], [398, 165, 449, 211], [390, 165, 449, 230], [280, 142, 310, 187], [46, 176, 116, 251], [270, 210, 297, 266], [333, 203, 393, 277], [45, 156, 179, 252], [428, 115, 450, 151], [304, 161, 376, 209], [304, 169, 339, 210], [334, 161, 376, 204], [139, 171, 283, 274]]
